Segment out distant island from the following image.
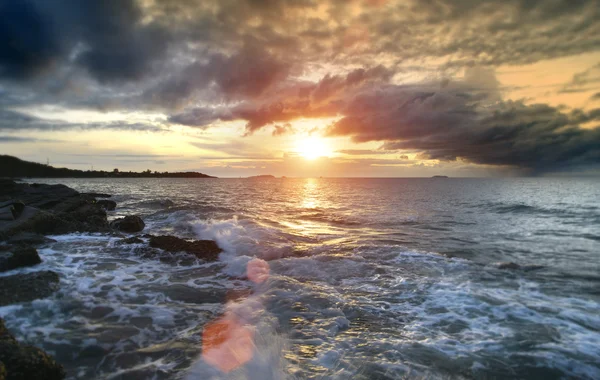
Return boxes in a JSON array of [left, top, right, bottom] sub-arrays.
[[431, 175, 449, 178], [247, 175, 276, 179], [0, 155, 216, 178]]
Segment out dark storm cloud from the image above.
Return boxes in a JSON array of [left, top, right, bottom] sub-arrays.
[[0, 0, 169, 82], [326, 86, 600, 172]]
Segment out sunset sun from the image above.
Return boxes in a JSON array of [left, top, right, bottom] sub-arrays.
[[296, 137, 331, 160]]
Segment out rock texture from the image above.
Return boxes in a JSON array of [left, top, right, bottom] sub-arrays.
[[0, 271, 60, 306], [97, 200, 117, 211], [0, 181, 110, 237], [110, 215, 145, 233], [0, 318, 65, 380], [0, 247, 41, 272], [148, 235, 222, 261]]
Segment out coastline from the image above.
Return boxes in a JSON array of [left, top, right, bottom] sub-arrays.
[[0, 179, 227, 379]]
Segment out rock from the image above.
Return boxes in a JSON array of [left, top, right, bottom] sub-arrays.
[[0, 207, 13, 222], [496, 262, 521, 270], [97, 200, 117, 211], [148, 235, 222, 261], [0, 181, 110, 237], [0, 182, 79, 210], [82, 192, 112, 198], [0, 247, 41, 272], [116, 236, 144, 245], [0, 318, 65, 380], [110, 216, 145, 233], [0, 271, 60, 306], [6, 232, 56, 246]]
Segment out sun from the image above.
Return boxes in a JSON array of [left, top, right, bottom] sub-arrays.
[[296, 137, 331, 160]]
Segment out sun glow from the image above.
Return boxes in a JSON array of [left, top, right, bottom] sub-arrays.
[[296, 137, 331, 160]]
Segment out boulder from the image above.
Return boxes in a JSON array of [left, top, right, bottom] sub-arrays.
[[6, 232, 56, 246], [110, 216, 145, 233], [0, 182, 79, 210], [0, 318, 65, 380], [0, 181, 110, 237], [0, 271, 60, 306], [0, 247, 41, 272], [97, 200, 117, 211], [148, 235, 222, 261], [116, 236, 144, 245]]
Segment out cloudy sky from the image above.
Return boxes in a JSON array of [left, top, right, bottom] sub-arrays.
[[1, 0, 599, 177]]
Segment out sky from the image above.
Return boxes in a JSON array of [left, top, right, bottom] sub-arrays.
[[0, 0, 599, 177]]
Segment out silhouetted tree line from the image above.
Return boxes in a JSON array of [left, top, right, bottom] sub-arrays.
[[0, 155, 216, 178]]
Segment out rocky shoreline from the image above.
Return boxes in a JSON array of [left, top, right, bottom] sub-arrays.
[[0, 179, 223, 379]]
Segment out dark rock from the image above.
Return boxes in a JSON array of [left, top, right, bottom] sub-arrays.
[[97, 200, 117, 211], [117, 236, 144, 245], [0, 247, 41, 272], [148, 235, 222, 261], [0, 182, 79, 210], [110, 216, 145, 233], [82, 192, 112, 198], [0, 318, 65, 380], [6, 232, 56, 246], [0, 180, 110, 237], [0, 271, 60, 306]]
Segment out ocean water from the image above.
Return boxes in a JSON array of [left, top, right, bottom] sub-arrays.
[[1, 178, 599, 379]]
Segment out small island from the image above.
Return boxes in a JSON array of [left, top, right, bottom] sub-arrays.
[[431, 175, 449, 178], [246, 175, 276, 179], [0, 155, 216, 178]]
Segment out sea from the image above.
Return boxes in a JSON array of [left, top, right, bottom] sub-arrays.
[[0, 178, 599, 380]]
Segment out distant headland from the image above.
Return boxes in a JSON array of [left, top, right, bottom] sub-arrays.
[[431, 175, 449, 178], [0, 155, 216, 178], [246, 175, 276, 179]]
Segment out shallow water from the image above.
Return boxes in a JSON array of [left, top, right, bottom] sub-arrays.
[[1, 178, 599, 379]]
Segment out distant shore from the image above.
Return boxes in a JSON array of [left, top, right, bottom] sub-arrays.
[[0, 155, 216, 179]]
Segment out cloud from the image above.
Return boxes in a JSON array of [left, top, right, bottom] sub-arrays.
[[560, 63, 600, 93], [272, 123, 295, 136], [0, 0, 170, 83], [336, 149, 393, 155], [326, 84, 600, 173], [0, 108, 167, 132], [0, 135, 62, 143]]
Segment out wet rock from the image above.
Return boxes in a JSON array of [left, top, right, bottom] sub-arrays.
[[116, 236, 144, 245], [110, 215, 145, 233], [0, 271, 60, 306], [0, 181, 109, 237], [0, 182, 79, 210], [6, 232, 56, 246], [148, 235, 222, 261], [0, 318, 65, 380], [97, 199, 117, 211], [0, 246, 41, 272]]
